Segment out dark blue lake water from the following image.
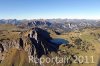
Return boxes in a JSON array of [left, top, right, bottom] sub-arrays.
[[50, 38, 69, 45]]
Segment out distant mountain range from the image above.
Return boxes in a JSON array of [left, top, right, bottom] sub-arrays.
[[0, 19, 100, 32]]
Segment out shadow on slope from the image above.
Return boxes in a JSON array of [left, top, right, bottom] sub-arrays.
[[28, 28, 68, 58]]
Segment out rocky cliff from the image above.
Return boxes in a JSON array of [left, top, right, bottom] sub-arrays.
[[0, 27, 60, 66]]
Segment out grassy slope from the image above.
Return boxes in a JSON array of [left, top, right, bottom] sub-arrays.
[[0, 48, 32, 66], [50, 28, 100, 66], [0, 24, 18, 31], [0, 24, 21, 40], [0, 26, 100, 66]]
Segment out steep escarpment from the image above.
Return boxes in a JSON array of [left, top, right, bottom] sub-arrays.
[[0, 27, 60, 66], [22, 28, 59, 59]]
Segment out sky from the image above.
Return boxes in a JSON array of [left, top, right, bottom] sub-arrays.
[[0, 0, 100, 19]]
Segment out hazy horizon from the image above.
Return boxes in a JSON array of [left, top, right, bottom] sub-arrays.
[[0, 18, 100, 20]]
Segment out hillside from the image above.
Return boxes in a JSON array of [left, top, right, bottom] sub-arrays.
[[0, 25, 100, 66]]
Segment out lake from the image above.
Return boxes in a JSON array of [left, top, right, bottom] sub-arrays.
[[50, 38, 69, 45]]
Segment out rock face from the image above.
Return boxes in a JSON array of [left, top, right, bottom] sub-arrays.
[[0, 40, 19, 52], [23, 28, 59, 63], [0, 44, 4, 53], [0, 28, 59, 64]]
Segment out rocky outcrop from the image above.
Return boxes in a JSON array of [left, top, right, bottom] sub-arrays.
[[0, 44, 4, 53], [0, 28, 59, 64], [23, 28, 59, 64]]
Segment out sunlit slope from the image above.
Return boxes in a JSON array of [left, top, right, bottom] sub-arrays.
[[51, 28, 100, 66], [0, 24, 18, 31], [0, 27, 100, 66], [0, 48, 32, 66]]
